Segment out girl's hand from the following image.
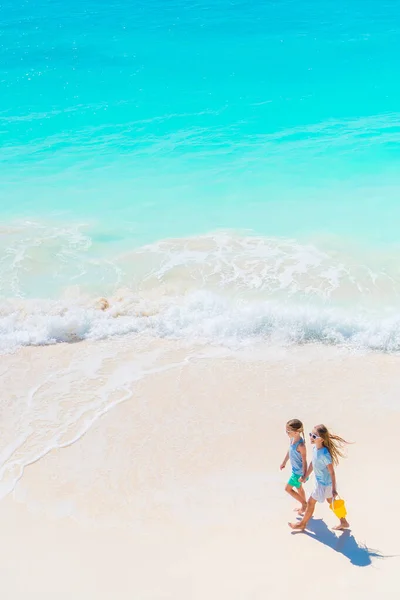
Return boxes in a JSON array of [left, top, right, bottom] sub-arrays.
[[332, 489, 338, 497], [280, 463, 286, 470], [299, 476, 305, 483]]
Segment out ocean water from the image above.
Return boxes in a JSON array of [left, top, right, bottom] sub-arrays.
[[2, 0, 400, 352]]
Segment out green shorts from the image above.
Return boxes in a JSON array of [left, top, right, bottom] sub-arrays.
[[288, 472, 302, 489]]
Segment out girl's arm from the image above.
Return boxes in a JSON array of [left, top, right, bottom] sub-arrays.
[[327, 464, 337, 496], [301, 462, 313, 482], [280, 451, 289, 470], [298, 443, 307, 478]]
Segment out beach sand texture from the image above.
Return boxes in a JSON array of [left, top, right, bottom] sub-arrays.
[[0, 337, 398, 598]]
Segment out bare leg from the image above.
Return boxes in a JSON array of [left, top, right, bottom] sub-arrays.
[[289, 497, 317, 530], [298, 485, 306, 504], [294, 485, 307, 513], [326, 498, 350, 530], [285, 484, 307, 511]]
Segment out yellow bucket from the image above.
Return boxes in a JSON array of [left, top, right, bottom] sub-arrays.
[[330, 498, 347, 519]]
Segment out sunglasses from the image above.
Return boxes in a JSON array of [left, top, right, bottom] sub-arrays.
[[309, 432, 321, 440]]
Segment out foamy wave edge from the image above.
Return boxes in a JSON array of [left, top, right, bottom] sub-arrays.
[[1, 291, 400, 354]]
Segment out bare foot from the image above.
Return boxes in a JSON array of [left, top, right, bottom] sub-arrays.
[[294, 504, 307, 515], [333, 520, 350, 531], [288, 522, 306, 530]]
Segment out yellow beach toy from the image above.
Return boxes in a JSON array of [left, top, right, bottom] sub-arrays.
[[330, 497, 347, 519]]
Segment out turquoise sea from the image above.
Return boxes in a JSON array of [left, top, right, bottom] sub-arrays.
[[2, 0, 400, 351]]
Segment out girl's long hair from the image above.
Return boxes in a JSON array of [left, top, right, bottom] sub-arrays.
[[315, 424, 349, 466], [286, 419, 305, 440]]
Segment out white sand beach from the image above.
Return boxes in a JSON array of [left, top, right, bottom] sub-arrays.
[[0, 336, 398, 599]]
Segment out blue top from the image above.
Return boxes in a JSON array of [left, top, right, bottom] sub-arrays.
[[313, 446, 333, 486], [289, 439, 304, 476]]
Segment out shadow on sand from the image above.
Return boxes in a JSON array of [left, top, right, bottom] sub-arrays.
[[292, 518, 385, 567]]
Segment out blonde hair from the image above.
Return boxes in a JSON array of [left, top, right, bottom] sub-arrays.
[[315, 424, 349, 466], [286, 419, 304, 440]]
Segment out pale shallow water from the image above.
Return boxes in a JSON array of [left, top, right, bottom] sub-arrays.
[[2, 1, 400, 355]]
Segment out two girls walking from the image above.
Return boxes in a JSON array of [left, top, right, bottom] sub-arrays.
[[281, 419, 350, 531]]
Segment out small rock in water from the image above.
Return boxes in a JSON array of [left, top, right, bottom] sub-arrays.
[[95, 297, 110, 311]]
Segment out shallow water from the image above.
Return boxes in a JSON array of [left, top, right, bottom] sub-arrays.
[[2, 1, 400, 353]]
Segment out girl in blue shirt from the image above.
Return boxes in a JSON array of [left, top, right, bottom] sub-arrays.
[[280, 419, 308, 514], [289, 423, 350, 531]]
